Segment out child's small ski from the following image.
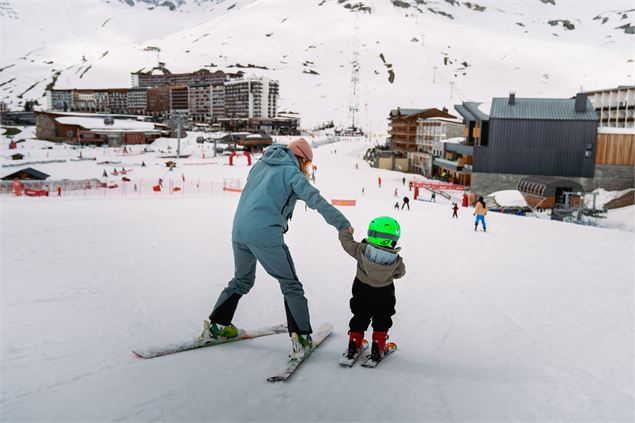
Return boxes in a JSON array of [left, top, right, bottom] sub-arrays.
[[132, 323, 287, 359], [267, 322, 333, 382], [339, 339, 369, 367], [360, 342, 397, 368]]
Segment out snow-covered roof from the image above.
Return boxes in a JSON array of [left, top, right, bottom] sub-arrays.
[[440, 137, 464, 144], [478, 102, 492, 116], [56, 117, 156, 130], [488, 190, 528, 207]]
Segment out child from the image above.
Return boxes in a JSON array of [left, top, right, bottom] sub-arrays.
[[394, 201, 400, 210], [338, 217, 406, 361], [452, 202, 459, 219], [474, 196, 488, 231]]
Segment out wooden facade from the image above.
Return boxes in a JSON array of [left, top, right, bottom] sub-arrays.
[[595, 133, 635, 165]]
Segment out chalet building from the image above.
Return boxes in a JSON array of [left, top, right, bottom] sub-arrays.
[[387, 108, 456, 154], [584, 85, 635, 128], [35, 111, 165, 146], [454, 93, 634, 192], [1, 167, 49, 181]]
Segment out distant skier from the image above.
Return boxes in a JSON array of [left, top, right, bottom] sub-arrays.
[[401, 196, 410, 210], [378, 177, 382, 188], [474, 196, 488, 232], [203, 139, 353, 358], [338, 217, 406, 362], [402, 177, 405, 185], [452, 202, 459, 219], [431, 191, 436, 202], [394, 201, 400, 210], [362, 187, 365, 196], [355, 163, 359, 170], [102, 169, 108, 178], [394, 188, 398, 197]]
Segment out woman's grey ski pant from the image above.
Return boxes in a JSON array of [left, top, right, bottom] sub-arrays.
[[209, 242, 312, 335]]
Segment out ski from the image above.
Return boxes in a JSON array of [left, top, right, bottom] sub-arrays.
[[132, 323, 287, 359], [267, 322, 333, 382], [338, 339, 369, 367], [360, 342, 397, 368]]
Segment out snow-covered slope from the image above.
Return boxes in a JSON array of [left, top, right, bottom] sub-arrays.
[[1, 139, 633, 421], [1, 0, 633, 128]]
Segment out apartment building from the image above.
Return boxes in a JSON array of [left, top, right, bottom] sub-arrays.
[[224, 77, 279, 119], [169, 86, 189, 112], [188, 84, 212, 122], [131, 68, 240, 88]]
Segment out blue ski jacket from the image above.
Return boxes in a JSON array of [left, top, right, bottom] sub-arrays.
[[232, 144, 351, 246]]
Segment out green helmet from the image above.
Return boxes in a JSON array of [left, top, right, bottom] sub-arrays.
[[367, 216, 401, 248]]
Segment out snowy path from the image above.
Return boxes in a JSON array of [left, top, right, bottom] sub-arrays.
[[1, 140, 633, 421]]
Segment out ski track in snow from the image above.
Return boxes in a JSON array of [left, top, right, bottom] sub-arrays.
[[1, 139, 633, 421]]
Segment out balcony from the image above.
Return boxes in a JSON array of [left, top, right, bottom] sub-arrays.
[[433, 157, 460, 171], [444, 142, 473, 156]]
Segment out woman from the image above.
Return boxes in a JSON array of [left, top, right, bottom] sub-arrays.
[[204, 139, 352, 356], [474, 196, 488, 232]]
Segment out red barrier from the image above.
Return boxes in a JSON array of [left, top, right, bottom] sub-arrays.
[[24, 188, 49, 197], [411, 181, 465, 191]]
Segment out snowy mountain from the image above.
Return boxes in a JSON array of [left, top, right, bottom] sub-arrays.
[[1, 0, 633, 128]]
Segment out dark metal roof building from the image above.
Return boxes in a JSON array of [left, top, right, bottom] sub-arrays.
[[455, 93, 598, 178], [490, 98, 597, 121], [2, 167, 50, 181]]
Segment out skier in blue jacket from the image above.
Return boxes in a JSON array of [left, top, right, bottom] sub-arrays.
[[203, 139, 353, 358]]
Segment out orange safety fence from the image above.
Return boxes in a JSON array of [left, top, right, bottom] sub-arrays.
[[331, 199, 356, 206]]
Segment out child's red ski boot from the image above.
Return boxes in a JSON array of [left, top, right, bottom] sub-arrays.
[[370, 331, 389, 361]]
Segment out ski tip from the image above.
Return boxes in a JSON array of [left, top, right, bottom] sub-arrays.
[[266, 376, 287, 383], [131, 351, 146, 359]]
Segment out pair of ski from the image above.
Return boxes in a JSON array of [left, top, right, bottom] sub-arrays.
[[132, 322, 334, 382], [339, 340, 397, 368]]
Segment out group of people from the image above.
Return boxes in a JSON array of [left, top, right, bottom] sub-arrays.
[[202, 139, 405, 362], [201, 139, 488, 363]]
